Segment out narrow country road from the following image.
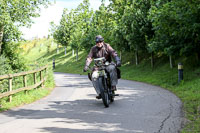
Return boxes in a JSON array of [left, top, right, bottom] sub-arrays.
[[0, 72, 183, 133]]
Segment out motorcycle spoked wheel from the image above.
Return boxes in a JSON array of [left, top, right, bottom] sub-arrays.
[[102, 77, 115, 103], [98, 77, 110, 108], [106, 77, 114, 102]]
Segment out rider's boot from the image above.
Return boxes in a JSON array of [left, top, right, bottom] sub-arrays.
[[96, 94, 102, 99], [111, 86, 117, 91]]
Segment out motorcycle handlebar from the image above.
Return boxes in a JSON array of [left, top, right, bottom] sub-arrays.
[[83, 62, 116, 73]]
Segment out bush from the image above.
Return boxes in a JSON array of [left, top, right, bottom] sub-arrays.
[[2, 42, 28, 72], [0, 55, 13, 75]]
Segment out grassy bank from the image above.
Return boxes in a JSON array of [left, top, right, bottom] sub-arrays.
[[15, 38, 200, 132], [0, 88, 52, 112], [0, 39, 55, 112]]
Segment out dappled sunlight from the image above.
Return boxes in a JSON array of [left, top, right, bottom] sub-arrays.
[[1, 97, 145, 133], [86, 110, 105, 114], [112, 86, 145, 102], [39, 120, 144, 133], [118, 87, 144, 96], [0, 73, 182, 133]]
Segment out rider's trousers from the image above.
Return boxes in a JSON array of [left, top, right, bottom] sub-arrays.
[[105, 64, 118, 86]]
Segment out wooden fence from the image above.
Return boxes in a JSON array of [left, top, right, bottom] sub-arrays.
[[0, 65, 48, 102]]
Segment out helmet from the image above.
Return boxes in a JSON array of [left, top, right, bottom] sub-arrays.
[[95, 35, 104, 43]]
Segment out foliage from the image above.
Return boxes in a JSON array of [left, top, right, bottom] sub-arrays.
[[2, 42, 27, 71], [0, 55, 12, 75], [0, 0, 51, 54], [51, 0, 200, 65], [0, 0, 51, 93], [50, 9, 73, 47], [112, 0, 151, 52], [54, 49, 200, 132], [0, 0, 53, 106], [149, 0, 200, 58], [51, 0, 93, 51], [28, 41, 200, 132], [0, 38, 55, 112], [50, 0, 200, 131]]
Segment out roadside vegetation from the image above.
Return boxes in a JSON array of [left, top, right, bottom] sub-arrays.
[[0, 0, 54, 112], [49, 0, 200, 131], [0, 0, 199, 132], [0, 38, 55, 112], [22, 38, 199, 132]]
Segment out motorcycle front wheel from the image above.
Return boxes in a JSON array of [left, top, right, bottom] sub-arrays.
[[98, 77, 109, 108]]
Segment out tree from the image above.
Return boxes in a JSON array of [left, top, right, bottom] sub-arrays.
[[149, 0, 200, 63], [51, 8, 74, 49], [110, 0, 154, 65], [70, 0, 93, 60], [81, 0, 117, 51], [0, 0, 50, 55]]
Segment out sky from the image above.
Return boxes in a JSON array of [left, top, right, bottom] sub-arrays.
[[21, 0, 110, 40]]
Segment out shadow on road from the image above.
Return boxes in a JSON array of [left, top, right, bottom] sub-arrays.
[[3, 84, 145, 133]]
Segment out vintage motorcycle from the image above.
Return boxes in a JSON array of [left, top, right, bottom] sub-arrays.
[[87, 57, 119, 108]]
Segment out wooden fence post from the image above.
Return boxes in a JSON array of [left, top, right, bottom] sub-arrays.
[[34, 72, 36, 85], [33, 72, 37, 89], [0, 65, 48, 101], [8, 78, 12, 102], [40, 70, 43, 88], [44, 68, 47, 86], [23, 75, 27, 94]]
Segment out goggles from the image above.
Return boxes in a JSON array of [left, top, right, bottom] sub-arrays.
[[95, 38, 104, 43], [96, 41, 103, 43]]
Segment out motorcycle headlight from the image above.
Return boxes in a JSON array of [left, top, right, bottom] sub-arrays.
[[92, 71, 99, 79], [105, 61, 109, 66]]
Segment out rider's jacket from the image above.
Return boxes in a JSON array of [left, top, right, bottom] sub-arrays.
[[85, 43, 118, 66]]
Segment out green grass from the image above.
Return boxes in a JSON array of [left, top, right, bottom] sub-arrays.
[[119, 56, 200, 132], [50, 48, 199, 132], [5, 38, 200, 132], [0, 88, 51, 112], [0, 38, 55, 112]]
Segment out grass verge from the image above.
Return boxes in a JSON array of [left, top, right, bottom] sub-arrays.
[[0, 87, 52, 112]]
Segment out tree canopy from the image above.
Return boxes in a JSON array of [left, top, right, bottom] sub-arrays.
[[0, 0, 50, 54], [51, 0, 200, 65]]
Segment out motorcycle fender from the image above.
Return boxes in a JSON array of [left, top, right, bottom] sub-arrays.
[[92, 78, 101, 95], [91, 71, 105, 95]]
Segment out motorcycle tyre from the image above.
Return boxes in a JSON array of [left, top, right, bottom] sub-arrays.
[[98, 77, 109, 108]]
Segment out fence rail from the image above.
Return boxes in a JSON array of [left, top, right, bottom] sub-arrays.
[[0, 65, 48, 102]]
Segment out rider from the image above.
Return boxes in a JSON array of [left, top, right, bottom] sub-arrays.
[[83, 35, 121, 97]]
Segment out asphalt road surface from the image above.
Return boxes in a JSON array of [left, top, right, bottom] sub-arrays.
[[0, 72, 183, 133]]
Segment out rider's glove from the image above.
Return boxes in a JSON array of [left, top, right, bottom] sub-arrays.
[[114, 56, 121, 67], [83, 65, 89, 72]]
